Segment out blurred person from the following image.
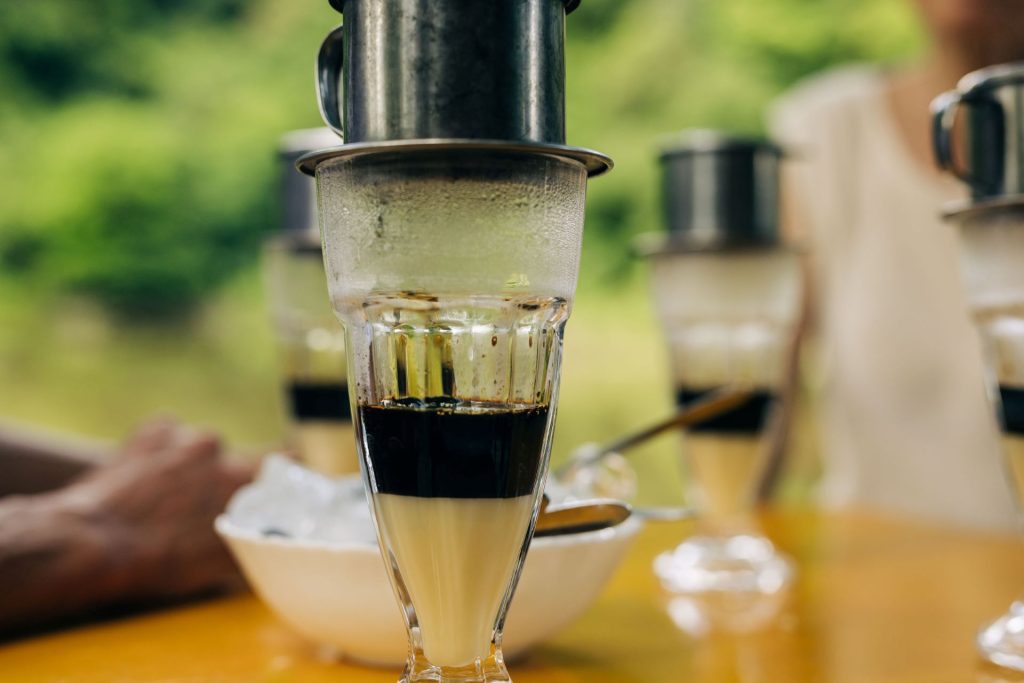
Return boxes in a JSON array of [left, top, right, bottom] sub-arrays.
[[0, 418, 250, 638], [769, 1, 1024, 529]]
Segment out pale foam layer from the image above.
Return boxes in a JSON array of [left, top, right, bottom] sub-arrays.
[[958, 211, 1024, 312], [650, 250, 800, 324], [649, 250, 799, 389], [973, 308, 1024, 386], [664, 322, 789, 388], [374, 494, 534, 667], [318, 153, 587, 304], [293, 422, 360, 476]]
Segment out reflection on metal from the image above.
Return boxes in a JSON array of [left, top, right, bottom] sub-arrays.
[[933, 62, 1024, 209], [318, 0, 573, 146], [645, 130, 784, 254]]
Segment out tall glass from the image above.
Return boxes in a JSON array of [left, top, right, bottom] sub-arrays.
[[314, 149, 587, 683], [648, 248, 799, 596], [955, 205, 1024, 670], [264, 236, 359, 475]]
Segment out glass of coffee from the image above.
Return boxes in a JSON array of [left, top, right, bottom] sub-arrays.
[[955, 204, 1024, 670], [265, 128, 359, 475], [311, 147, 588, 683], [648, 247, 799, 597], [264, 235, 359, 475]]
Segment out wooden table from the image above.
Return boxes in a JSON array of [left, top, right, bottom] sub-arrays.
[[3, 509, 1024, 683]]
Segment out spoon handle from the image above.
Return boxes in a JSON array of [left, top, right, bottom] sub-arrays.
[[534, 501, 632, 537], [554, 385, 753, 477]]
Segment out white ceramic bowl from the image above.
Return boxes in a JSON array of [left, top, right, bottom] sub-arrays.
[[215, 457, 641, 667]]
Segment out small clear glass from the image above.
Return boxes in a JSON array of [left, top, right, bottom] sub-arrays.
[[955, 205, 1024, 671], [264, 236, 359, 475], [648, 248, 799, 597], [314, 148, 588, 683]]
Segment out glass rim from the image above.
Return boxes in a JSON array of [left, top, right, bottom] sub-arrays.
[[295, 138, 612, 178]]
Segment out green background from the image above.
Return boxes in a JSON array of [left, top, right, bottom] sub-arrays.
[[0, 0, 923, 503]]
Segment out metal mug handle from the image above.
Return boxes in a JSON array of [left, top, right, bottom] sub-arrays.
[[931, 90, 972, 183], [316, 24, 345, 137]]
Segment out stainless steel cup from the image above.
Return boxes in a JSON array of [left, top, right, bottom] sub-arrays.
[[316, 0, 579, 145], [933, 62, 1024, 203]]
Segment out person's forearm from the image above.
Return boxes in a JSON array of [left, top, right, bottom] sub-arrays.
[[0, 421, 109, 497], [0, 492, 131, 635]]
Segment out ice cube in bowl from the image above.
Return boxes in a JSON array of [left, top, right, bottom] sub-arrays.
[[215, 456, 641, 666]]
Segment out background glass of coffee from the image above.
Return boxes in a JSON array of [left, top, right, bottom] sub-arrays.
[[637, 132, 799, 601], [649, 247, 800, 597], [265, 129, 358, 476], [935, 64, 1024, 670], [954, 203, 1024, 670], [264, 236, 358, 475]]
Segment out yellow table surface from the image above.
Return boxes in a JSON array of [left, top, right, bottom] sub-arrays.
[[2, 509, 1024, 683]]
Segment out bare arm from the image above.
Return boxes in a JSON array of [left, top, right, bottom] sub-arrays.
[[0, 421, 110, 497], [0, 420, 251, 637], [0, 492, 128, 633]]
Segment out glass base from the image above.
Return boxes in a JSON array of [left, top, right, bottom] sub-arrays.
[[654, 533, 794, 595], [401, 651, 511, 683], [978, 601, 1024, 671], [664, 588, 789, 636]]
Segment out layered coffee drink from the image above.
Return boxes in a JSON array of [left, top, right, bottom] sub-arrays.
[[999, 385, 1024, 504], [946, 180, 1024, 670], [347, 292, 564, 671], [675, 387, 777, 518], [278, 324, 358, 475], [973, 305, 1024, 507], [265, 237, 360, 475], [312, 146, 590, 682], [649, 248, 799, 596], [662, 315, 787, 522], [359, 398, 548, 666], [286, 379, 358, 476], [288, 381, 351, 421]]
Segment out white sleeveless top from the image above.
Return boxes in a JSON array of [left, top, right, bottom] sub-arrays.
[[770, 66, 1016, 530]]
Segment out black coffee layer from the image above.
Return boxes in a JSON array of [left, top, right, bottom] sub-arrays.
[[288, 382, 352, 422], [1000, 385, 1024, 436], [675, 388, 777, 434], [358, 398, 549, 498]]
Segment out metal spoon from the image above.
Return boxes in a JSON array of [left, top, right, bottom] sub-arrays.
[[534, 499, 633, 537], [543, 386, 753, 526], [533, 496, 703, 537], [552, 385, 753, 479]]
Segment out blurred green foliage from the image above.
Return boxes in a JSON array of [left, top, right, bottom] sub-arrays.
[[0, 0, 923, 319]]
